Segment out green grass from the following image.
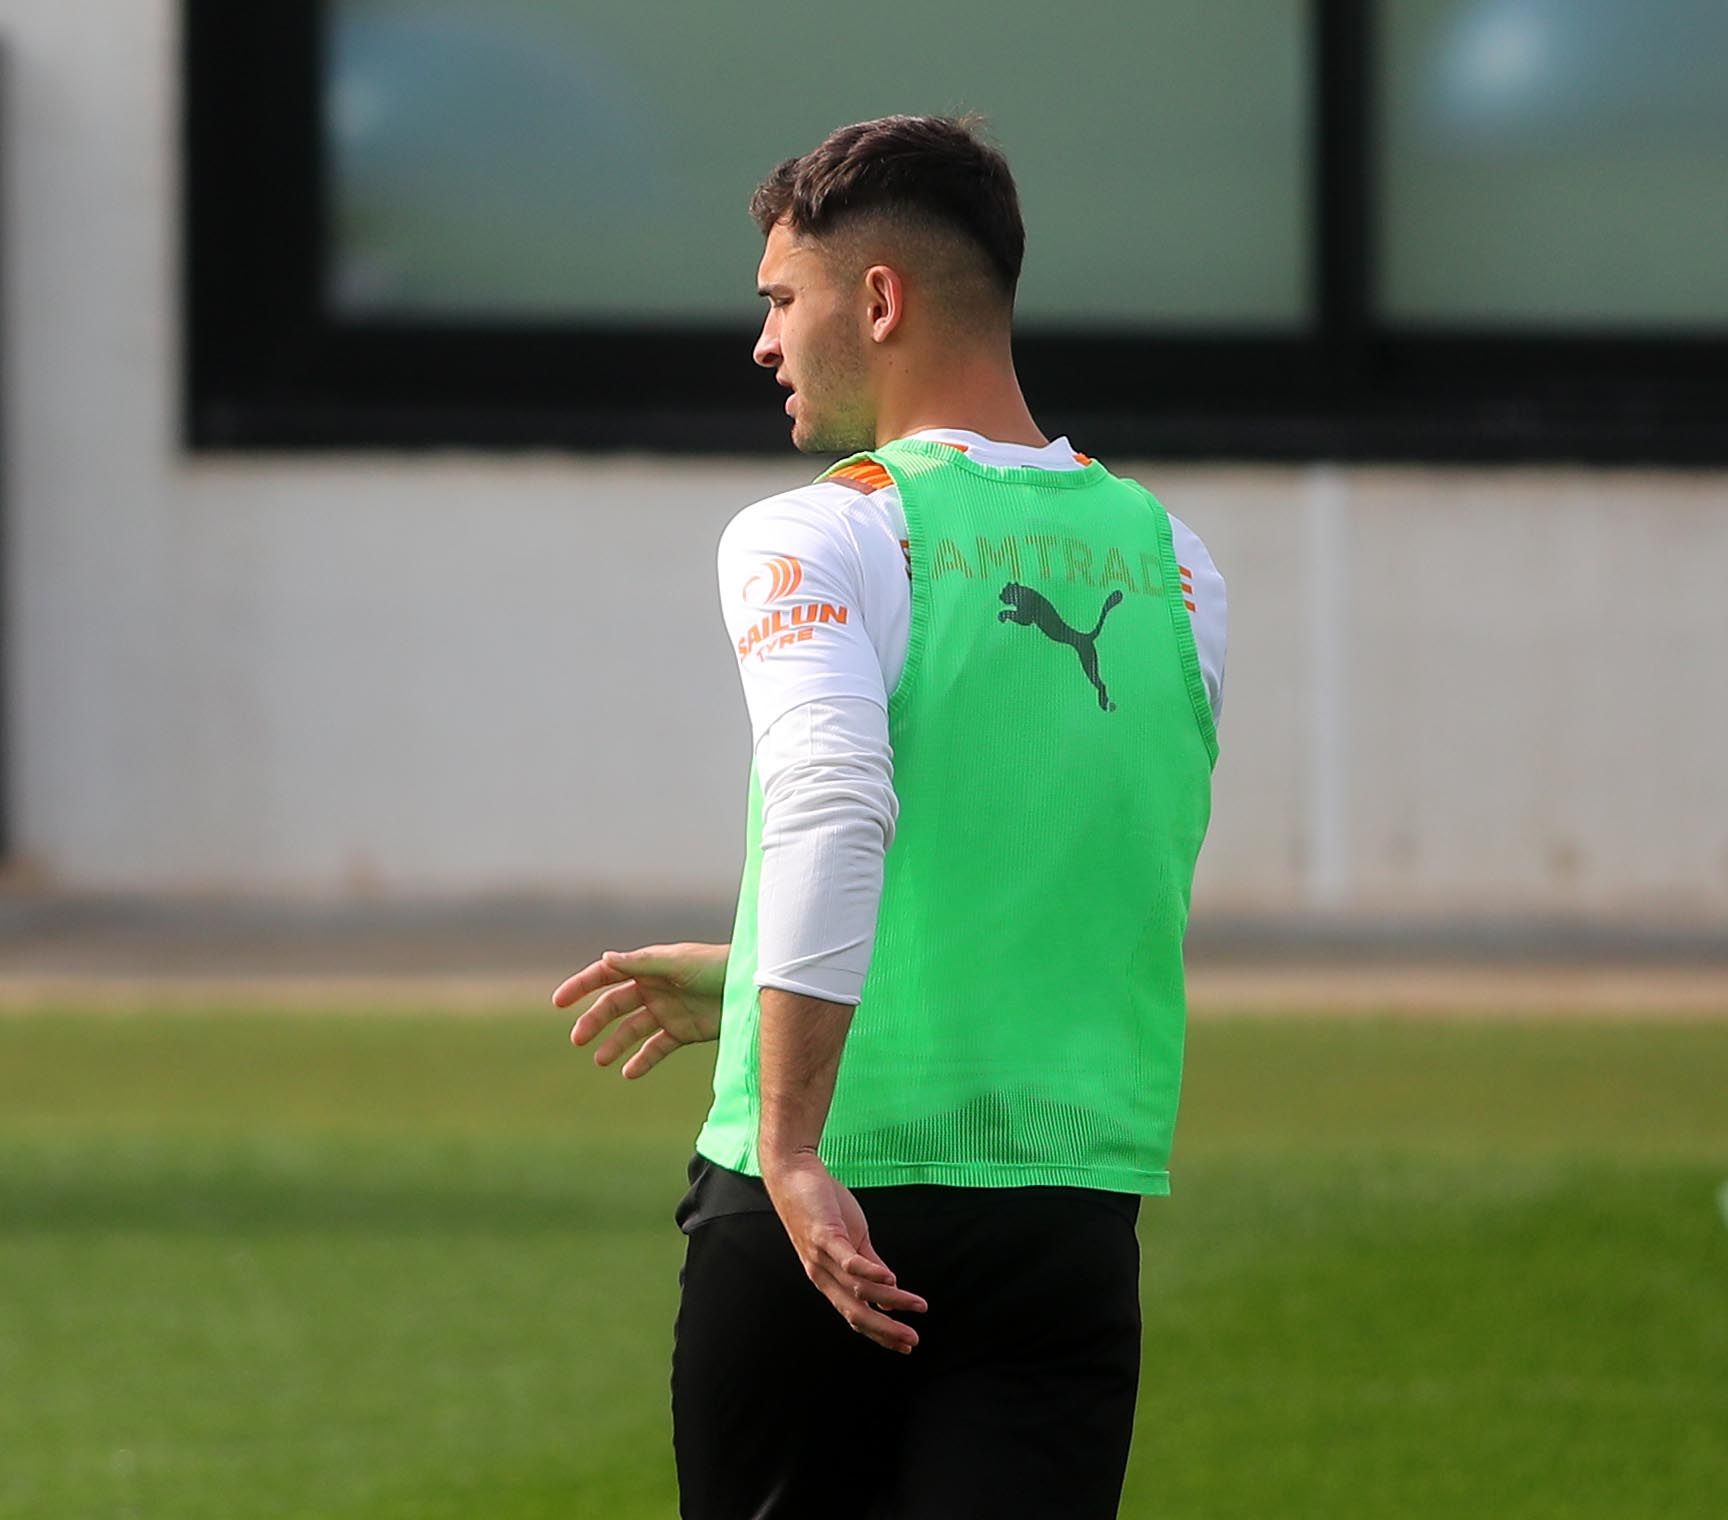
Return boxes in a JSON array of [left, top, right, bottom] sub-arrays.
[[1, 1011, 1724, 1518]]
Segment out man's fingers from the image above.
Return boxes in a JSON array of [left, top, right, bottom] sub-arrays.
[[818, 1231, 899, 1290], [551, 957, 634, 1010], [555, 942, 694, 1011], [809, 1262, 921, 1354], [570, 980, 647, 1046], [602, 945, 684, 980], [621, 1029, 682, 1080], [844, 1270, 927, 1315], [852, 1230, 897, 1284], [813, 1236, 927, 1313], [592, 1007, 657, 1067]]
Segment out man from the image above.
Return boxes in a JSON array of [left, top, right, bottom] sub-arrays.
[[552, 114, 1225, 1519]]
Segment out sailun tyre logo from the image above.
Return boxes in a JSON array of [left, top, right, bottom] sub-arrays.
[[742, 555, 803, 603], [736, 553, 849, 664]]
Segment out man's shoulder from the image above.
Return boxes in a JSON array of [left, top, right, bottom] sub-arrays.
[[1098, 467, 1224, 589], [718, 475, 897, 558]]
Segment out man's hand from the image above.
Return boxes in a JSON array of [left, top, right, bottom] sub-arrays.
[[761, 1149, 927, 1355], [552, 942, 727, 1080]]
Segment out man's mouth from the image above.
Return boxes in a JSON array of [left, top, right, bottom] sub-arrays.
[[785, 390, 797, 416]]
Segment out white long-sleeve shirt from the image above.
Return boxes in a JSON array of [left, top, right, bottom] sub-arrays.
[[716, 427, 1228, 1005]]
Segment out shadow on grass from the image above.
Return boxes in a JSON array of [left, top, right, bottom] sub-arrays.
[[0, 1140, 692, 1236]]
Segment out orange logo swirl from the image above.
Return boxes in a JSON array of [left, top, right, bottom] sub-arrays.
[[741, 555, 804, 603]]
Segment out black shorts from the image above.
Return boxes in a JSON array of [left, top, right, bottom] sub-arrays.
[[670, 1153, 1143, 1520]]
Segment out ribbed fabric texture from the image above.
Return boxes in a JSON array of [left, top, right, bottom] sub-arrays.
[[695, 438, 1216, 1192]]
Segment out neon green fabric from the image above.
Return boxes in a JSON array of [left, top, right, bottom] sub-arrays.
[[695, 437, 1216, 1192]]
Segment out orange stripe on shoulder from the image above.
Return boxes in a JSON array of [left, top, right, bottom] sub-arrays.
[[1073, 451, 1093, 465], [827, 461, 894, 494]]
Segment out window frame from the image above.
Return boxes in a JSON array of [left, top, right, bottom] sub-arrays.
[[184, 0, 1728, 462]]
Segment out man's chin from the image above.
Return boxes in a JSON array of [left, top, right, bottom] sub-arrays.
[[790, 416, 869, 455], [789, 413, 830, 452]]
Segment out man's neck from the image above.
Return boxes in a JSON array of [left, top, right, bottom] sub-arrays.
[[873, 357, 1047, 450]]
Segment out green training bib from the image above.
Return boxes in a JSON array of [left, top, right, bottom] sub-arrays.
[[695, 437, 1216, 1192]]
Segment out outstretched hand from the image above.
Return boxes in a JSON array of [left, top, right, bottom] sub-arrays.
[[552, 942, 727, 1080], [762, 1150, 927, 1355]]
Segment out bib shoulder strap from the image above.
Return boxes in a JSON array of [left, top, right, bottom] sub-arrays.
[[818, 454, 895, 494], [816, 438, 969, 493]]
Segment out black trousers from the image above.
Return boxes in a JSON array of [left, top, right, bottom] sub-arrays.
[[670, 1162, 1143, 1520]]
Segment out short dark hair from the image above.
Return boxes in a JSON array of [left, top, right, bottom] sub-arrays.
[[749, 114, 1025, 300]]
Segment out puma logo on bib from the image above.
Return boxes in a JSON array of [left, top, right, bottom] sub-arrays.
[[997, 582, 1124, 712]]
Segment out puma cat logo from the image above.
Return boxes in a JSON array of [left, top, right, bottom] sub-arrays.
[[998, 582, 1125, 712]]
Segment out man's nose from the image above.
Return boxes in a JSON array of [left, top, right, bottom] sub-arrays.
[[753, 326, 780, 369]]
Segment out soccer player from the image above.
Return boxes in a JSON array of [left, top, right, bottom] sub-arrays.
[[553, 114, 1226, 1519]]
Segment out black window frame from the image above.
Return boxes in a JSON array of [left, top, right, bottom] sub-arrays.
[[184, 0, 1728, 462]]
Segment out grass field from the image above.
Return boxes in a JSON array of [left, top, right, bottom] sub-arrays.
[[1, 1009, 1724, 1519]]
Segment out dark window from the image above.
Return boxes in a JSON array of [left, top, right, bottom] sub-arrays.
[[185, 0, 1728, 460]]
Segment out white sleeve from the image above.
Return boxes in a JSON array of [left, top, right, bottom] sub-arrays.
[[1167, 512, 1228, 726], [716, 487, 898, 1005], [752, 696, 897, 1005], [716, 486, 893, 742]]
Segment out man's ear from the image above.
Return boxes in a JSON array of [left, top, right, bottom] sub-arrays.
[[863, 264, 906, 344]]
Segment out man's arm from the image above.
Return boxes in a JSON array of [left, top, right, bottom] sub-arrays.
[[718, 488, 925, 1353], [755, 984, 927, 1354], [757, 985, 853, 1166], [716, 489, 898, 1004]]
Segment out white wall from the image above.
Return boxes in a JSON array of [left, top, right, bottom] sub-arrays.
[[5, 1, 1726, 928]]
